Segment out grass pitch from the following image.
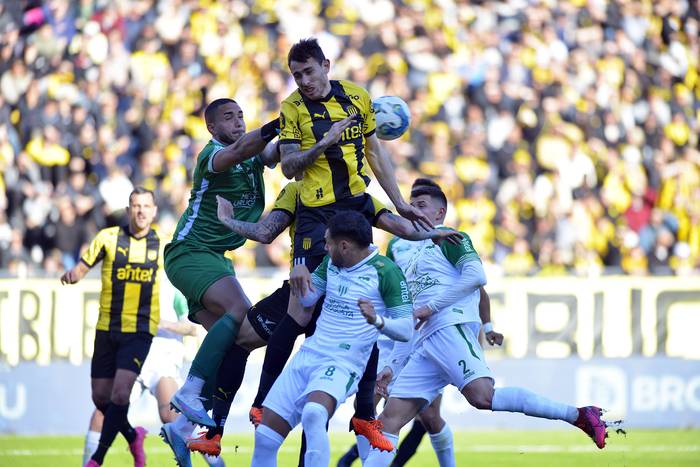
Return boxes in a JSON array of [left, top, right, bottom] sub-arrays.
[[1, 429, 698, 466]]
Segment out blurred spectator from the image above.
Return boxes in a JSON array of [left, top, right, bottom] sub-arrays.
[[0, 0, 698, 277]]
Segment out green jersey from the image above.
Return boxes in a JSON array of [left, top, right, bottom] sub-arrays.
[[172, 139, 265, 252]]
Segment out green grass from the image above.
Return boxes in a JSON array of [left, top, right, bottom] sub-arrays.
[[1, 430, 698, 466]]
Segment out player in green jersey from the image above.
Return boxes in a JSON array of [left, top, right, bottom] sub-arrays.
[[163, 98, 280, 433]]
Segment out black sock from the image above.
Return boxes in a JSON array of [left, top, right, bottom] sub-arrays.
[[91, 403, 129, 464], [252, 314, 304, 408], [338, 444, 360, 465], [120, 422, 136, 444], [391, 420, 426, 467], [208, 344, 249, 439], [354, 343, 379, 420]]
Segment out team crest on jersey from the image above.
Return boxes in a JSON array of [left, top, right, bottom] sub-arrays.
[[338, 284, 348, 296], [147, 249, 158, 262], [303, 237, 312, 250]]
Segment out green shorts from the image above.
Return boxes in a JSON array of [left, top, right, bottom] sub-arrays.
[[164, 240, 235, 323]]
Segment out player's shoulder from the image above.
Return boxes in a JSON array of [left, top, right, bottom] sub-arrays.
[[368, 253, 402, 273], [337, 80, 370, 99], [97, 225, 122, 239], [281, 89, 304, 107]]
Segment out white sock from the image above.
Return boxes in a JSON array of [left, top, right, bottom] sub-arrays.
[[203, 453, 225, 466], [492, 387, 578, 423], [356, 434, 371, 461], [429, 424, 455, 467], [364, 432, 398, 467], [301, 402, 330, 466], [180, 374, 205, 396], [252, 424, 284, 467], [172, 414, 196, 439], [83, 430, 100, 466]]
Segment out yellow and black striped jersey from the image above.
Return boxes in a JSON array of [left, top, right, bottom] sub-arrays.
[[271, 181, 388, 269], [81, 226, 163, 336], [279, 80, 376, 207]]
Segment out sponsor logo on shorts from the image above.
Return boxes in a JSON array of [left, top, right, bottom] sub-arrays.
[[339, 343, 351, 350], [133, 357, 142, 369], [256, 314, 275, 335]]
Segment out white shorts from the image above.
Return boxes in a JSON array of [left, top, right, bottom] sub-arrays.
[[390, 322, 492, 404], [263, 348, 361, 428], [136, 337, 184, 396]]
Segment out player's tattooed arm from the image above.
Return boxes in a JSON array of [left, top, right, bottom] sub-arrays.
[[279, 116, 355, 178], [376, 212, 463, 245], [216, 195, 292, 243]]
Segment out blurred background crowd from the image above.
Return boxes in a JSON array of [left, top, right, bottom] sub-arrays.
[[0, 0, 698, 278]]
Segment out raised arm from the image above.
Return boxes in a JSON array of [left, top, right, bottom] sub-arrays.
[[279, 116, 355, 179], [364, 134, 432, 230], [216, 195, 292, 244], [211, 119, 279, 172]]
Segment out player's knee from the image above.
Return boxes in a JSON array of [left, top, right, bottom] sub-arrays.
[[159, 404, 177, 423], [110, 388, 131, 406], [465, 390, 493, 410], [301, 402, 328, 432], [418, 410, 444, 433], [92, 393, 109, 413]]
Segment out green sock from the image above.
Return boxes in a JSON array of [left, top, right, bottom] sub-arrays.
[[189, 314, 239, 381]]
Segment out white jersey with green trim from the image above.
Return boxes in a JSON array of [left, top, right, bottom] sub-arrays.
[[397, 226, 482, 340], [301, 247, 413, 373]]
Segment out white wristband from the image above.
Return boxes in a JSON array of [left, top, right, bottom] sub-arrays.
[[483, 322, 493, 333], [374, 314, 385, 330]]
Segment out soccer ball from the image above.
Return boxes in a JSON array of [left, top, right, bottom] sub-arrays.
[[373, 96, 411, 140]]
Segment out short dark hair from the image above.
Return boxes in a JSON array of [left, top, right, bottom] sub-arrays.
[[288, 38, 326, 66], [129, 186, 155, 204], [327, 211, 372, 247], [410, 178, 447, 207], [204, 98, 237, 126]]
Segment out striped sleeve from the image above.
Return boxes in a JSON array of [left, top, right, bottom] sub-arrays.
[[80, 229, 108, 267]]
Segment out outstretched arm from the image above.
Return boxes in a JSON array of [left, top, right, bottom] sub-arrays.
[[211, 119, 279, 172], [376, 211, 463, 245], [217, 195, 292, 244], [364, 134, 432, 231]]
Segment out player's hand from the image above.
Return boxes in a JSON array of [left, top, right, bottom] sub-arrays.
[[358, 298, 377, 325], [413, 305, 434, 330], [290, 264, 313, 297], [216, 195, 234, 224], [485, 330, 504, 346], [431, 228, 463, 245], [396, 202, 433, 232], [375, 366, 393, 397], [321, 116, 355, 147], [60, 270, 79, 285]]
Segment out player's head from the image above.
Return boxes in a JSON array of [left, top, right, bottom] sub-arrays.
[[204, 98, 245, 145], [127, 187, 157, 232], [410, 178, 447, 224], [324, 211, 372, 267], [288, 38, 331, 101]]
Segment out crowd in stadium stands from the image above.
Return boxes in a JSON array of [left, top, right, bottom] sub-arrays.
[[0, 0, 698, 278]]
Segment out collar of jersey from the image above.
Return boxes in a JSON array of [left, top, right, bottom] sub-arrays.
[[211, 138, 225, 147], [344, 245, 378, 272]]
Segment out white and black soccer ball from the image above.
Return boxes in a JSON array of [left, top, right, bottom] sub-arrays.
[[372, 95, 411, 140]]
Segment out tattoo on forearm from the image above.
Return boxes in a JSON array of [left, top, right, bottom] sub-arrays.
[[281, 143, 326, 177], [223, 210, 292, 243]]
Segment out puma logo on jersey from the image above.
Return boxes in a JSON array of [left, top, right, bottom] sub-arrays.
[[117, 246, 129, 257], [312, 112, 328, 119]]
